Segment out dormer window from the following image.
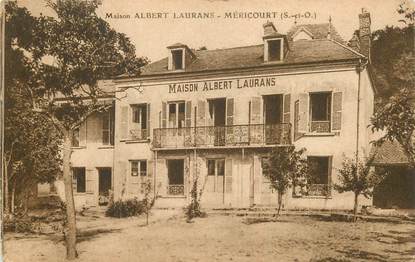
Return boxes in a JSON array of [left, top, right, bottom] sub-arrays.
[[172, 49, 183, 70], [167, 43, 196, 71], [268, 39, 282, 61]]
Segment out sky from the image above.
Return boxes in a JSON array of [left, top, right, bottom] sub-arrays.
[[17, 0, 409, 62]]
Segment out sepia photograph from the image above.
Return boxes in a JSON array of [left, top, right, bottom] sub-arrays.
[[1, 0, 414, 261]]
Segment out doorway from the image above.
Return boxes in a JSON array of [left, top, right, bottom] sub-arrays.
[[263, 95, 283, 144], [205, 159, 226, 205], [167, 159, 185, 196], [208, 98, 226, 146], [98, 168, 112, 205]]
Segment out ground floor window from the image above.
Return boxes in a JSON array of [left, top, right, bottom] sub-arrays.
[[167, 159, 184, 195], [206, 159, 225, 193], [294, 156, 331, 197], [130, 160, 147, 177], [72, 167, 86, 193]]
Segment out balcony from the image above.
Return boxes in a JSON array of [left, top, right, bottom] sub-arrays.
[[153, 123, 291, 149], [310, 121, 331, 133]]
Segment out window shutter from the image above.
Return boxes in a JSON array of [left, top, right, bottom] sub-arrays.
[[197, 100, 206, 126], [120, 106, 129, 140], [225, 158, 233, 193], [327, 156, 333, 197], [283, 94, 291, 124], [79, 121, 87, 147], [332, 92, 342, 131], [250, 97, 262, 124], [161, 102, 167, 128], [226, 98, 234, 126], [117, 161, 128, 198], [298, 93, 309, 133], [146, 103, 151, 138], [72, 170, 77, 192], [185, 101, 192, 127], [156, 159, 166, 196], [86, 168, 95, 193]]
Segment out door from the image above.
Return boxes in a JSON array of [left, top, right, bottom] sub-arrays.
[[263, 95, 283, 144], [205, 159, 226, 205], [167, 159, 185, 196], [98, 168, 112, 205], [208, 98, 226, 146]]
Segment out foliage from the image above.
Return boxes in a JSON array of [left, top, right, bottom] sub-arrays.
[[263, 146, 308, 215], [334, 155, 387, 221], [141, 180, 157, 225], [4, 2, 62, 215], [184, 159, 207, 222], [371, 87, 415, 168], [105, 198, 146, 218]]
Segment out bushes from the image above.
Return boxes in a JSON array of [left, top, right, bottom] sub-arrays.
[[105, 198, 146, 218]]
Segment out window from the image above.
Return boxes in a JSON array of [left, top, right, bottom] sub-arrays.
[[172, 49, 183, 70], [293, 156, 331, 197], [310, 92, 332, 132], [130, 104, 147, 139], [168, 101, 185, 128], [72, 167, 86, 193], [268, 39, 282, 61], [167, 159, 185, 195], [206, 159, 225, 193], [72, 128, 80, 147], [102, 109, 114, 145], [130, 160, 147, 176]]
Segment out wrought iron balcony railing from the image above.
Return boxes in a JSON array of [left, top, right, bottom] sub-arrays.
[[293, 183, 331, 197], [310, 121, 331, 133], [167, 185, 185, 196], [153, 123, 291, 149]]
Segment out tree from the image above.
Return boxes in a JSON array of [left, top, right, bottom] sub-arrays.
[[334, 156, 386, 222], [263, 146, 308, 216], [371, 2, 415, 169], [4, 3, 61, 217], [6, 1, 147, 259], [184, 158, 207, 222]]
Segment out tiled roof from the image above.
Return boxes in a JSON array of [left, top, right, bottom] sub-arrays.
[[286, 23, 345, 43], [371, 140, 410, 166], [141, 38, 362, 76]]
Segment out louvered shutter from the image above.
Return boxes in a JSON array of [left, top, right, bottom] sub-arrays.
[[332, 92, 342, 131], [146, 103, 151, 138], [161, 102, 167, 128], [156, 159, 166, 196], [72, 170, 77, 192], [185, 101, 192, 127], [283, 94, 291, 124], [225, 158, 233, 194], [226, 98, 234, 126], [119, 106, 129, 140], [117, 161, 128, 199], [250, 97, 262, 124], [327, 156, 333, 197], [86, 168, 95, 193], [196, 100, 207, 145], [298, 93, 309, 133]]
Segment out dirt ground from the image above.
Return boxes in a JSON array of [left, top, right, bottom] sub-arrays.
[[3, 209, 415, 262]]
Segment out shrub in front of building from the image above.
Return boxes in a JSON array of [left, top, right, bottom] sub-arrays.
[[105, 198, 146, 218]]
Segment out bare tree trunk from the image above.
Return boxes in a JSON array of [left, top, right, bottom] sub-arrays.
[[4, 160, 9, 215], [62, 130, 77, 260], [353, 193, 359, 222], [277, 191, 283, 216], [11, 178, 17, 215]]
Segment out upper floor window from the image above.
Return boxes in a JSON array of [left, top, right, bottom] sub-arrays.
[[72, 167, 86, 193], [130, 160, 147, 177], [172, 49, 183, 70], [130, 104, 148, 140], [168, 101, 185, 128], [310, 92, 332, 133], [102, 109, 115, 146], [72, 128, 80, 147], [268, 39, 282, 61]]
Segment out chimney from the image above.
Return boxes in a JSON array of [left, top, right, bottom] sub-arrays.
[[358, 8, 371, 60], [263, 21, 277, 36]]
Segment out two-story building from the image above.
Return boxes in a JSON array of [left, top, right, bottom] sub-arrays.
[[69, 10, 376, 210]]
